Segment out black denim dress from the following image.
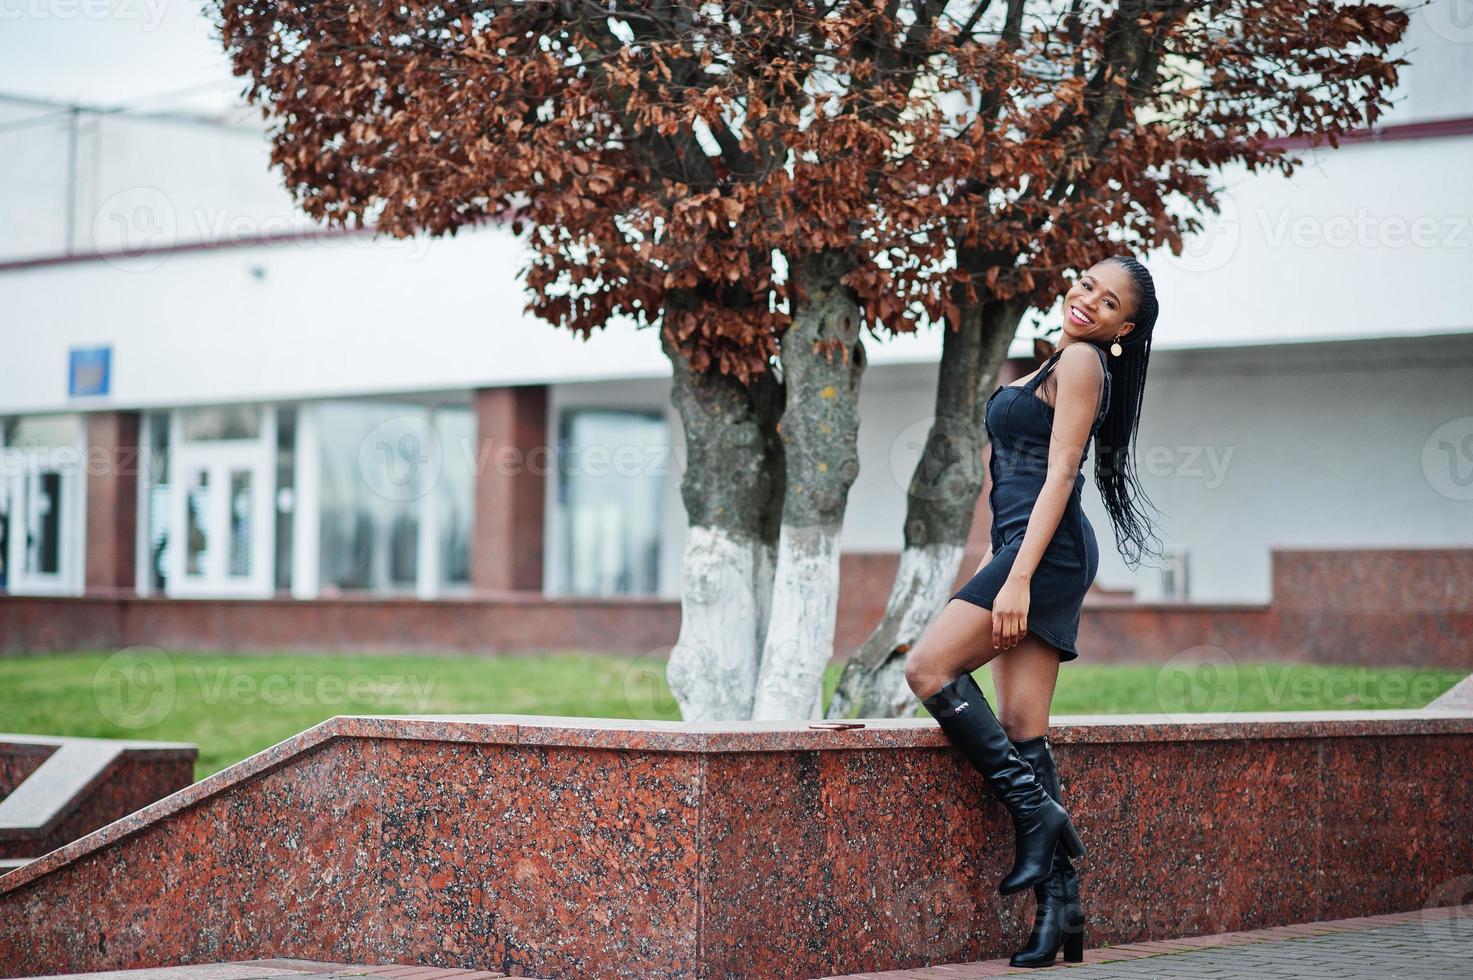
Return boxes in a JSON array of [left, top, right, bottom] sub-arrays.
[[950, 343, 1112, 661]]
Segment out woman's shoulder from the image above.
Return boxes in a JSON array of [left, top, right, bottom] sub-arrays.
[[1054, 342, 1108, 379]]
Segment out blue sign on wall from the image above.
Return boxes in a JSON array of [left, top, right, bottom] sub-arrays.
[[69, 346, 111, 397]]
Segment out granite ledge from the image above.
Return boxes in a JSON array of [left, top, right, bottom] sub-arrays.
[[0, 734, 199, 841], [3, 708, 1469, 898]]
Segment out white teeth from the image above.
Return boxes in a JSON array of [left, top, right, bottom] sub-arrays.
[[1071, 305, 1093, 324]]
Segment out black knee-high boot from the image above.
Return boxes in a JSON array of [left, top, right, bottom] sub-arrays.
[[1008, 735, 1086, 967], [919, 672, 1085, 896]]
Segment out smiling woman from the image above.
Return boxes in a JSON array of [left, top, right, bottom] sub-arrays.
[[956, 341, 1112, 664], [905, 253, 1164, 968]]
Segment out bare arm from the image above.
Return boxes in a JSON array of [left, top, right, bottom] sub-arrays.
[[1007, 345, 1105, 584]]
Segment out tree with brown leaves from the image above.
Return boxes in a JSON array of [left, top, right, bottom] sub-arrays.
[[213, 0, 1408, 719]]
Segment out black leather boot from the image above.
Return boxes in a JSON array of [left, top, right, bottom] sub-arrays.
[[1008, 735, 1086, 967], [919, 672, 1085, 896]]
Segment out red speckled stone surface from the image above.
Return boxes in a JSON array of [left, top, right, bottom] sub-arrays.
[[0, 742, 56, 799], [0, 711, 1470, 979], [0, 737, 196, 862], [0, 755, 196, 860]]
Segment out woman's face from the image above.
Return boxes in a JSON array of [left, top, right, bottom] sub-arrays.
[[1062, 263, 1137, 342]]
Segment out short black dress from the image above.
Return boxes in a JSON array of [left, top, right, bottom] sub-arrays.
[[950, 343, 1112, 662]]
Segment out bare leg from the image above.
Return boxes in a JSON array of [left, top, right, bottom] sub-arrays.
[[905, 599, 1086, 898], [990, 636, 1062, 741], [904, 598, 1007, 700]]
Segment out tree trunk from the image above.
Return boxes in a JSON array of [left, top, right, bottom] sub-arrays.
[[661, 321, 785, 721], [826, 295, 1026, 719], [750, 250, 866, 720]]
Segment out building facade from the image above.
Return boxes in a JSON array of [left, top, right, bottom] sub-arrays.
[[2, 11, 1470, 663]]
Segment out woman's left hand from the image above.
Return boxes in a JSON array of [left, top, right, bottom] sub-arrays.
[[992, 576, 1031, 650]]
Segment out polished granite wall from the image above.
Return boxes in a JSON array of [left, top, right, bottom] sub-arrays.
[[0, 736, 196, 862], [1, 712, 1469, 979]]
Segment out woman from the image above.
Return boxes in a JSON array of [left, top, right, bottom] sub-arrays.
[[904, 254, 1164, 968]]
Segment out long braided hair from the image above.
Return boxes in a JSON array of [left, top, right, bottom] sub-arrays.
[[1088, 254, 1167, 570]]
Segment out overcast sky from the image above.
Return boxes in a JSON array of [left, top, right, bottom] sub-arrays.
[[0, 2, 240, 110]]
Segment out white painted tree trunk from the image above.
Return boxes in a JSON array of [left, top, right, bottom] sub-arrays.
[[751, 537, 778, 675], [665, 525, 766, 721], [749, 525, 843, 720], [828, 542, 966, 719]]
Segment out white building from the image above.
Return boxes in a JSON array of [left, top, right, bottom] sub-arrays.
[[1, 10, 1469, 627]]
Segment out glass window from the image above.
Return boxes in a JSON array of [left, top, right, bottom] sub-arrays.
[[142, 411, 171, 592], [557, 408, 667, 596], [436, 406, 475, 588], [316, 400, 426, 593], [4, 415, 83, 450], [274, 406, 297, 593], [184, 467, 210, 576], [1, 413, 84, 593], [227, 468, 254, 578], [182, 405, 261, 441]]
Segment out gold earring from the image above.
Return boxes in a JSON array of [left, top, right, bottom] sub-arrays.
[[1109, 335, 1123, 357]]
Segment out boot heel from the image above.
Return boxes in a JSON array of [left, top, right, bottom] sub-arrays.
[[1060, 819, 1085, 859], [1063, 928, 1084, 963]]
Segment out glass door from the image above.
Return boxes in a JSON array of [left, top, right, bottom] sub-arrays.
[[1, 415, 85, 596], [2, 464, 80, 594], [167, 434, 275, 598]]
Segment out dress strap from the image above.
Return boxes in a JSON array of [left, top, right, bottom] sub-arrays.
[[1029, 344, 1112, 425], [1023, 349, 1065, 392]]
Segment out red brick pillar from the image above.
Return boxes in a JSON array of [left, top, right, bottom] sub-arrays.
[[84, 411, 141, 594], [471, 385, 549, 592]]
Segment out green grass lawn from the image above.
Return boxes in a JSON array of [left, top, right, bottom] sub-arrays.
[[0, 649, 1462, 781]]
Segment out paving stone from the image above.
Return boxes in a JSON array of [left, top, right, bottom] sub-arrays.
[[825, 906, 1473, 978]]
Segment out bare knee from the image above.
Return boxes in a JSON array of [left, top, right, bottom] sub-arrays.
[[904, 642, 951, 699]]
